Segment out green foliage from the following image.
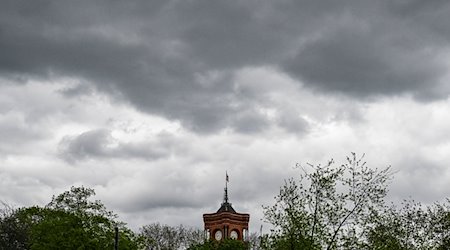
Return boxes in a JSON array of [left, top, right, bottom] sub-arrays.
[[17, 206, 95, 249], [364, 199, 450, 250], [263, 153, 392, 249], [364, 208, 406, 250], [46, 186, 116, 222], [188, 239, 247, 250], [0, 202, 29, 250], [263, 153, 450, 249], [0, 186, 142, 250], [264, 235, 317, 250]]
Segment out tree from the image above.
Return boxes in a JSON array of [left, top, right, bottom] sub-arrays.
[[0, 202, 28, 250], [263, 153, 392, 249], [1, 186, 142, 249], [247, 232, 262, 249], [140, 223, 184, 250], [47, 186, 114, 219], [184, 226, 206, 248], [140, 223, 204, 250], [188, 239, 248, 250], [16, 206, 95, 249], [363, 198, 450, 250], [46, 186, 140, 249], [363, 204, 407, 250]]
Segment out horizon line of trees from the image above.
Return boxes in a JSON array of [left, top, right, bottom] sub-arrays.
[[1, 153, 450, 249]]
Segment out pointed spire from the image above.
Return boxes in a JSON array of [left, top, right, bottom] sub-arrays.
[[217, 171, 236, 213], [223, 171, 229, 204]]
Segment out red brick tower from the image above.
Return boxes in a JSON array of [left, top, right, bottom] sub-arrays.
[[203, 173, 250, 241]]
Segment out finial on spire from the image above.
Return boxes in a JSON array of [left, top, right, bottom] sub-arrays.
[[223, 171, 229, 204]]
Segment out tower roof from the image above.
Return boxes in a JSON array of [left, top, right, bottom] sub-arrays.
[[217, 200, 236, 213]]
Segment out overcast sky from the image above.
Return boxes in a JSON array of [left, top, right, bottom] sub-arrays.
[[2, 0, 450, 232]]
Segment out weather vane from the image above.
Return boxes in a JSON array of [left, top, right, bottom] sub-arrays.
[[224, 171, 229, 204]]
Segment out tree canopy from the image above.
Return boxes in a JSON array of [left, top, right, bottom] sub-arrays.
[[0, 186, 141, 250], [139, 222, 204, 250], [262, 153, 450, 250], [188, 239, 248, 250]]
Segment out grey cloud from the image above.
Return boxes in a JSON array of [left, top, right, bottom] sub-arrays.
[[0, 114, 46, 155], [390, 153, 450, 204], [276, 113, 309, 134], [283, 4, 448, 99], [120, 190, 207, 212], [58, 129, 171, 163], [2, 0, 450, 133], [58, 83, 94, 97], [174, 1, 293, 69], [231, 109, 271, 134], [106, 168, 285, 215], [0, 120, 43, 145], [387, 0, 450, 21]]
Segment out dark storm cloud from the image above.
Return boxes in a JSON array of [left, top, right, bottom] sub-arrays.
[[276, 113, 309, 134], [283, 3, 449, 99], [58, 129, 171, 163], [2, 0, 450, 132], [59, 83, 93, 97]]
